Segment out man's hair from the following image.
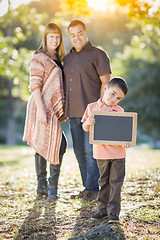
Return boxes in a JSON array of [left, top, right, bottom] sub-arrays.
[[68, 20, 86, 30], [107, 77, 128, 95]]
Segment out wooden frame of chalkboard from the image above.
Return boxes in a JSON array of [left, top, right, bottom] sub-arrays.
[[89, 111, 137, 146]]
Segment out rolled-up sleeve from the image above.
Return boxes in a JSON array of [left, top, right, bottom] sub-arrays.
[[95, 50, 111, 77], [81, 105, 91, 123], [29, 58, 44, 92]]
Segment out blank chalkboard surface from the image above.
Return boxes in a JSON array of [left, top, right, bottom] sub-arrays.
[[89, 111, 137, 145]]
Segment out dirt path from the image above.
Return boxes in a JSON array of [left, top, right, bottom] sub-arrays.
[[0, 147, 160, 239]]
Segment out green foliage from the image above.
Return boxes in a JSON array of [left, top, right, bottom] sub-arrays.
[[0, 5, 48, 49], [113, 46, 160, 138], [59, 0, 90, 21], [0, 36, 30, 94], [0, 5, 48, 96], [115, 0, 160, 59], [87, 10, 136, 57], [0, 7, 42, 99], [0, 5, 48, 145], [113, 0, 160, 143], [29, 0, 61, 19]]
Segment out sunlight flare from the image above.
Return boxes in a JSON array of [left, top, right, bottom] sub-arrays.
[[87, 0, 110, 11]]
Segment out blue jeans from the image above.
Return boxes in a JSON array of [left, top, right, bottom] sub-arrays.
[[69, 117, 99, 192]]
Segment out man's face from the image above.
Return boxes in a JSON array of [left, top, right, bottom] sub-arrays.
[[68, 24, 88, 52]]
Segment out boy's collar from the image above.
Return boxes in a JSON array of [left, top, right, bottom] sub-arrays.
[[98, 98, 119, 110]]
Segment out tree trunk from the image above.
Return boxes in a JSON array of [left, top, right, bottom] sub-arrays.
[[151, 128, 157, 149], [7, 79, 16, 145]]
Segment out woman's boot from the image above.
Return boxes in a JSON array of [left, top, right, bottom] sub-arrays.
[[48, 155, 62, 199], [35, 153, 48, 197], [48, 132, 67, 199]]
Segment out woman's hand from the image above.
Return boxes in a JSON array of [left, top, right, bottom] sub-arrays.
[[37, 108, 47, 124], [33, 88, 47, 124], [58, 114, 68, 123]]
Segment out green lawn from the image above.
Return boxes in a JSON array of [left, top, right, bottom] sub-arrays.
[[0, 146, 160, 240], [1, 145, 160, 172]]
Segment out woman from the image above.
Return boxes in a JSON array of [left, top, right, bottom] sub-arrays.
[[23, 22, 67, 199]]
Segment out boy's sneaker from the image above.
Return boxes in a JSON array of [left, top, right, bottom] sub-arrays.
[[91, 212, 108, 220], [108, 213, 119, 223]]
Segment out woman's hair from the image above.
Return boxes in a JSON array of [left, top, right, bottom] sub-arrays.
[[108, 77, 128, 95], [39, 22, 65, 62]]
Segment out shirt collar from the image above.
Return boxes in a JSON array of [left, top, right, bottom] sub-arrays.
[[70, 41, 93, 53], [97, 98, 120, 111]]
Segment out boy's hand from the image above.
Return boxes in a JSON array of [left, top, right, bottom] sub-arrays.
[[122, 142, 133, 148], [86, 116, 95, 126]]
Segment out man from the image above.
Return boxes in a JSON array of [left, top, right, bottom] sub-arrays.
[[64, 20, 111, 201]]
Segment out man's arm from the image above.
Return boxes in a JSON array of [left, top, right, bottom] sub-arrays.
[[100, 73, 110, 97]]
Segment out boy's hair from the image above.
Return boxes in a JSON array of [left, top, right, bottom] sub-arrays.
[[107, 77, 128, 95], [68, 20, 86, 31]]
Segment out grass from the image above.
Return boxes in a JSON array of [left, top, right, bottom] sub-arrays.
[[0, 145, 160, 239]]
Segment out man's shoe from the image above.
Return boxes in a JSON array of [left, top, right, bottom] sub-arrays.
[[70, 189, 88, 199], [78, 189, 88, 198], [92, 212, 108, 220], [108, 213, 119, 223], [82, 190, 98, 201]]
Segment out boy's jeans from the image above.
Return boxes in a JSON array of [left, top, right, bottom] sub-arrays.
[[69, 117, 99, 192]]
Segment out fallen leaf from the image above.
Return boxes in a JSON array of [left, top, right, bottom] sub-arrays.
[[31, 219, 39, 222]]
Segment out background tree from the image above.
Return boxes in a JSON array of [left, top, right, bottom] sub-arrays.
[[86, 9, 136, 57], [0, 4, 47, 144], [112, 0, 160, 147], [1, 0, 159, 147], [29, 0, 60, 17], [59, 0, 90, 21]]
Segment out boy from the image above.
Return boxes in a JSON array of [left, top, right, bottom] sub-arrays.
[[82, 77, 132, 223]]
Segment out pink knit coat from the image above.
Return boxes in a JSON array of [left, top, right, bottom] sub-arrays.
[[23, 51, 65, 164]]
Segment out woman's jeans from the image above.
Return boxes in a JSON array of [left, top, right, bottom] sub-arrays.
[[69, 117, 99, 192]]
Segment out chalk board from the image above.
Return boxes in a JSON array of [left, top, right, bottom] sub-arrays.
[[89, 111, 137, 145]]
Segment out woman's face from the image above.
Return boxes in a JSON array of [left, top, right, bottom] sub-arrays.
[[46, 33, 61, 52]]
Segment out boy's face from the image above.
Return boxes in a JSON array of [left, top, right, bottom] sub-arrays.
[[102, 84, 125, 107]]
